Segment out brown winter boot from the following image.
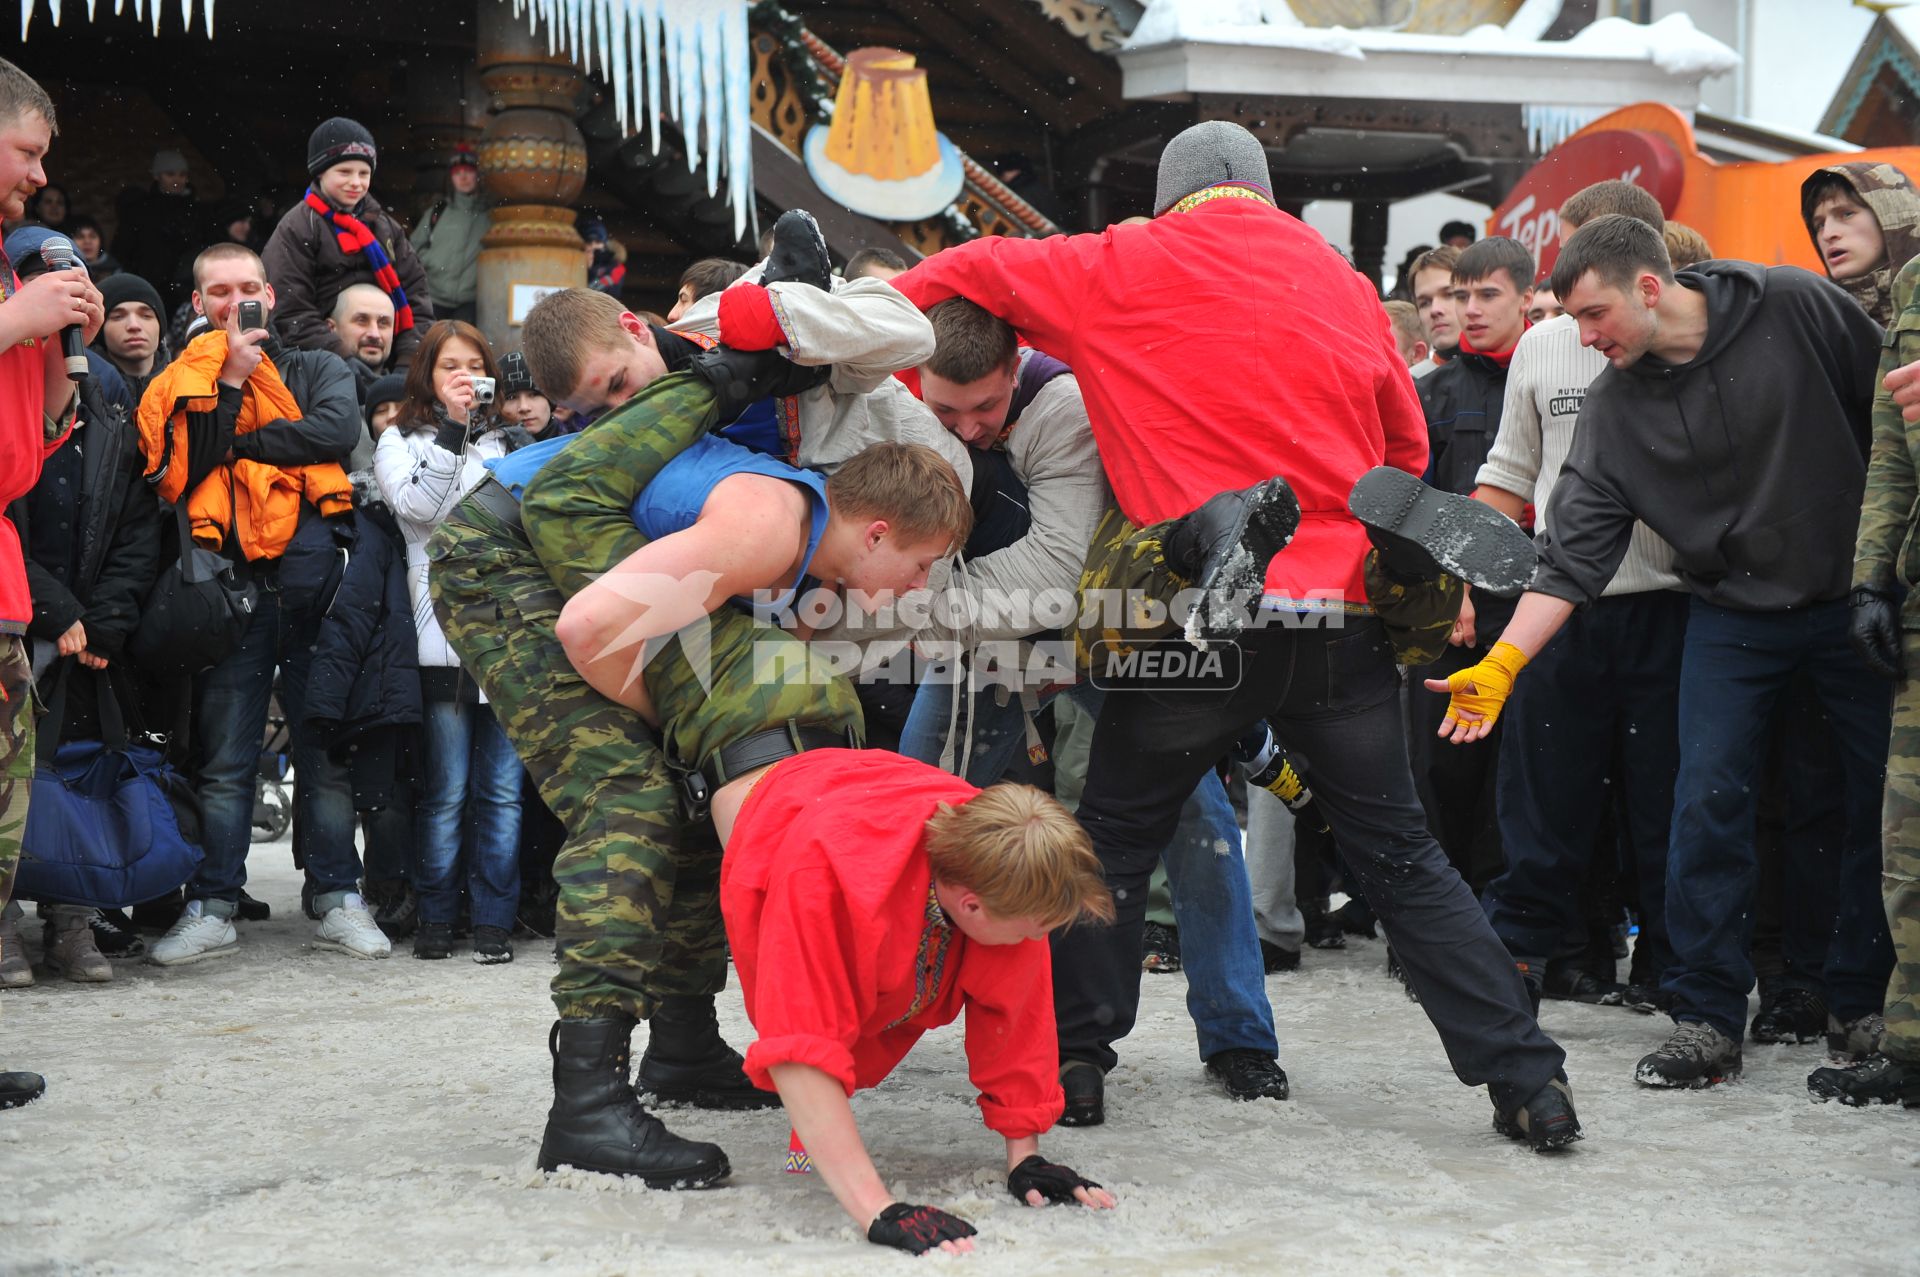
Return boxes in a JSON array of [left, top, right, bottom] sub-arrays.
[[0, 902, 33, 989], [45, 905, 113, 983]]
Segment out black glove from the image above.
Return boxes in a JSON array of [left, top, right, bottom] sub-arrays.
[[1849, 586, 1904, 680], [686, 345, 831, 423], [1007, 1154, 1102, 1205], [867, 1202, 977, 1255]]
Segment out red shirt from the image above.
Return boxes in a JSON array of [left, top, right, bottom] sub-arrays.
[[723, 749, 1065, 1139], [0, 268, 70, 634], [894, 196, 1429, 613]]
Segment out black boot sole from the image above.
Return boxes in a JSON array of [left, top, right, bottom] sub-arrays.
[[1493, 1111, 1584, 1151], [760, 209, 832, 292], [1348, 467, 1538, 597], [536, 1146, 733, 1189], [1185, 478, 1301, 644]]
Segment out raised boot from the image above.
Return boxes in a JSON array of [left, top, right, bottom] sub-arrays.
[[759, 208, 832, 291], [1162, 478, 1301, 644], [537, 1017, 732, 1188], [44, 905, 113, 983], [637, 994, 782, 1111], [1348, 466, 1538, 596]]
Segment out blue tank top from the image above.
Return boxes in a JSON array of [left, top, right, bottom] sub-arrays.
[[482, 400, 784, 499], [630, 434, 829, 615]]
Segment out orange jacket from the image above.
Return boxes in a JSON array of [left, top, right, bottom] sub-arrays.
[[138, 332, 352, 560]]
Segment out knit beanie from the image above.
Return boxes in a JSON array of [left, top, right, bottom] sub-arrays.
[[1153, 121, 1273, 216], [364, 372, 407, 427], [500, 351, 542, 398], [99, 273, 166, 321], [308, 117, 378, 179]]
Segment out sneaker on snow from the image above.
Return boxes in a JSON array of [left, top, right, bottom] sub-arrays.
[[1058, 1061, 1105, 1127], [413, 921, 454, 960], [472, 925, 514, 965], [1750, 986, 1828, 1044], [1826, 1012, 1885, 1063], [1634, 1021, 1742, 1089], [0, 1070, 45, 1109], [1493, 1075, 1583, 1151], [1807, 1052, 1920, 1107], [1259, 939, 1300, 973], [90, 908, 146, 959], [1206, 1049, 1290, 1103], [1141, 921, 1181, 974], [0, 903, 33, 988], [1622, 980, 1674, 1015], [1542, 965, 1626, 1007], [315, 895, 392, 960], [43, 907, 112, 983], [148, 900, 239, 967]]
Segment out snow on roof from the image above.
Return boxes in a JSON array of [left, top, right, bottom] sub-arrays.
[[1126, 0, 1738, 82]]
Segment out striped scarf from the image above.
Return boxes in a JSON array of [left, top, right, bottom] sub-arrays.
[[303, 189, 415, 334]]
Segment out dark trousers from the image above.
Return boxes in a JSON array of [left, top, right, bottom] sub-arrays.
[[1666, 598, 1894, 1036], [1484, 590, 1686, 974], [1752, 673, 1845, 993], [1058, 617, 1565, 1103], [1409, 640, 1505, 892]]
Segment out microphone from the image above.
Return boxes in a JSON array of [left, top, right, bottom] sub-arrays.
[[36, 234, 90, 382]]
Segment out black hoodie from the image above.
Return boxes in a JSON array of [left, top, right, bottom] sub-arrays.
[[1535, 261, 1882, 612]]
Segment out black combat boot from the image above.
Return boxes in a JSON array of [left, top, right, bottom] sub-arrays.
[[1492, 1074, 1584, 1151], [1162, 478, 1301, 643], [637, 995, 782, 1111], [537, 1017, 732, 1188], [1059, 1060, 1105, 1127], [0, 1070, 45, 1110], [760, 208, 832, 291], [1348, 466, 1538, 596]]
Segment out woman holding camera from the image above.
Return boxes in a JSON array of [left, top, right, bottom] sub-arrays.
[[374, 319, 534, 964]]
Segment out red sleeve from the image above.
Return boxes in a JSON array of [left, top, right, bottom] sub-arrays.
[[892, 233, 1100, 361], [1378, 354, 1428, 477], [736, 865, 871, 1096], [960, 939, 1066, 1138]]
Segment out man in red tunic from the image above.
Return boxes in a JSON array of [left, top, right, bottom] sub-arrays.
[[890, 121, 1578, 1149], [715, 749, 1117, 1254], [0, 57, 102, 1111]]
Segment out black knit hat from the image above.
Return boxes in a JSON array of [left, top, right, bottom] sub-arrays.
[[99, 273, 166, 322], [500, 350, 542, 399], [308, 117, 378, 179], [364, 372, 407, 428]]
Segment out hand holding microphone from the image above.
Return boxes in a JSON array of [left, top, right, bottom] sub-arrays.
[[22, 234, 101, 382]]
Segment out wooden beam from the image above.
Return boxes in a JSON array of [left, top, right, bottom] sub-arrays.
[[865, 0, 1106, 132]]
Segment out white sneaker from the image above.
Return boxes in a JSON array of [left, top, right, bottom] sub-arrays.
[[316, 895, 392, 960], [149, 901, 239, 967]]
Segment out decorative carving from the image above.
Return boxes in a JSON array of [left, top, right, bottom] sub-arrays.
[[482, 202, 587, 252], [1027, 0, 1130, 53]]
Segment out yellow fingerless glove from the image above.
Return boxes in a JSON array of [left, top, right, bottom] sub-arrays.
[[1442, 639, 1530, 730]]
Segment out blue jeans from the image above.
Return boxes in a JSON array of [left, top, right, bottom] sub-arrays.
[[902, 674, 1279, 1062], [190, 586, 360, 915], [418, 700, 524, 931], [1666, 599, 1895, 1037]]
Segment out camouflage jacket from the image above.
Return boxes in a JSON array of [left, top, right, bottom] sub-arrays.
[[1853, 255, 1920, 614]]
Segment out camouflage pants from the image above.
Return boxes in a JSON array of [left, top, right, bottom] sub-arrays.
[[1072, 506, 1462, 670], [1882, 630, 1920, 1064], [426, 503, 724, 1021], [520, 372, 862, 773], [0, 636, 32, 921]]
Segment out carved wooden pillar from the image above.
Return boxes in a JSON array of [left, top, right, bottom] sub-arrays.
[[475, 0, 589, 354]]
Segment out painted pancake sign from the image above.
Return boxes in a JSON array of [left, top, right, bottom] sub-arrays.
[[806, 47, 965, 222], [1494, 130, 1685, 274]]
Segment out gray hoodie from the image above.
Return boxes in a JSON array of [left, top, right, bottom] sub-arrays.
[[1535, 260, 1881, 612]]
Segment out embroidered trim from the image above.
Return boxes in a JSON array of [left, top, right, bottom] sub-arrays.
[[1168, 183, 1276, 216], [778, 394, 802, 464], [885, 881, 954, 1030]]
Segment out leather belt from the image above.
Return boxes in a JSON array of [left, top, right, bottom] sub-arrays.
[[465, 477, 524, 535], [680, 722, 859, 816]]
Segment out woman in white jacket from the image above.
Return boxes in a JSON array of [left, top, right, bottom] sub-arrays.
[[374, 320, 530, 964]]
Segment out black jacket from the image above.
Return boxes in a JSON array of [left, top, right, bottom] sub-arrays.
[[1537, 261, 1882, 612], [298, 502, 421, 810], [261, 194, 433, 368], [1418, 344, 1517, 640]]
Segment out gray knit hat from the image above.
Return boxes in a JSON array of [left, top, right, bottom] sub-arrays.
[[1153, 121, 1273, 216]]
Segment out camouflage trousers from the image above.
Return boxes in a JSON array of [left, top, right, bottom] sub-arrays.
[[1881, 631, 1920, 1064], [426, 503, 723, 1021], [520, 372, 861, 773], [0, 636, 32, 921], [1070, 507, 1458, 669]]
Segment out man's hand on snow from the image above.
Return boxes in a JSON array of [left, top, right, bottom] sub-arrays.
[[1007, 1155, 1116, 1210], [867, 1201, 978, 1255]]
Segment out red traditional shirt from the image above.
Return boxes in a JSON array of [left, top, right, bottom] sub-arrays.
[[723, 749, 1066, 1139]]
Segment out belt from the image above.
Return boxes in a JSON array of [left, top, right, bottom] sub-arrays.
[[679, 722, 859, 816], [465, 477, 524, 534]]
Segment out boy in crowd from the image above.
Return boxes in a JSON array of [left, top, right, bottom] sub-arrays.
[[665, 257, 750, 324], [1383, 299, 1428, 369], [497, 351, 555, 436], [1802, 161, 1920, 326], [263, 116, 433, 367], [712, 750, 1115, 1254]]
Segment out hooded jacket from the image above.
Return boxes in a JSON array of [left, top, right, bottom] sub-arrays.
[[262, 192, 434, 367], [409, 188, 490, 311], [1802, 160, 1920, 326], [1535, 261, 1882, 612]]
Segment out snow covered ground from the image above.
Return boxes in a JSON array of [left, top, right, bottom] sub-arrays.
[[3, 848, 1917, 1277]]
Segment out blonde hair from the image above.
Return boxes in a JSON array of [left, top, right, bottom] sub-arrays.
[[521, 287, 631, 400], [1662, 221, 1713, 270], [826, 442, 973, 549], [1383, 299, 1424, 360], [925, 783, 1114, 929]]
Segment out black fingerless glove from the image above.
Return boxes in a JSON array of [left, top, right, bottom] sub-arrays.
[[866, 1202, 978, 1255], [1849, 586, 1904, 680], [687, 345, 831, 423], [1007, 1154, 1102, 1205]]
